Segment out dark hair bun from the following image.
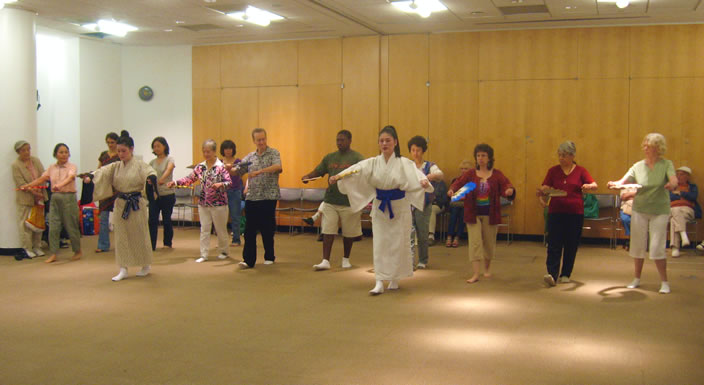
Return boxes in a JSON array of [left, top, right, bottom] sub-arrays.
[[120, 130, 130, 138]]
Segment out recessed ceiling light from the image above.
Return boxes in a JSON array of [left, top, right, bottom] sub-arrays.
[[227, 6, 284, 27], [204, 0, 216, 2], [175, 20, 185, 24], [391, 0, 447, 18], [82, 19, 138, 37], [164, 29, 173, 32], [471, 11, 484, 15]]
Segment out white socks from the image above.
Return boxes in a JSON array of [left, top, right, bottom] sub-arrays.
[[680, 231, 690, 247], [369, 280, 384, 295], [341, 257, 351, 269], [217, 253, 229, 260], [112, 267, 128, 281], [136, 265, 151, 277], [314, 259, 330, 270], [659, 281, 671, 294], [387, 280, 399, 290], [627, 278, 640, 289], [196, 257, 207, 263]]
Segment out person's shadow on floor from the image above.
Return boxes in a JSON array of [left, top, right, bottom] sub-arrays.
[[598, 286, 647, 303]]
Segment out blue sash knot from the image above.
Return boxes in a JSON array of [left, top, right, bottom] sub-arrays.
[[376, 188, 405, 219]]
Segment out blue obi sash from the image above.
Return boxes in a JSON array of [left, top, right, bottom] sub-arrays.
[[376, 188, 406, 219]]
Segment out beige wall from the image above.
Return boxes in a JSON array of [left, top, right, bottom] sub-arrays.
[[193, 25, 704, 236]]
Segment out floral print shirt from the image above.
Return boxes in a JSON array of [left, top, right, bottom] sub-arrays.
[[176, 159, 232, 207]]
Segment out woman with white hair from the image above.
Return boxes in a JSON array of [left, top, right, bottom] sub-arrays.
[[538, 141, 597, 287], [608, 133, 677, 294], [11, 140, 48, 258], [168, 139, 232, 263], [667, 166, 700, 257]]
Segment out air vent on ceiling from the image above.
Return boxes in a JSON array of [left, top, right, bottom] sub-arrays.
[[179, 24, 224, 32], [498, 5, 549, 15], [81, 32, 108, 39]]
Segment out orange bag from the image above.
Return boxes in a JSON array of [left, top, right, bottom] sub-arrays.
[[25, 204, 46, 233]]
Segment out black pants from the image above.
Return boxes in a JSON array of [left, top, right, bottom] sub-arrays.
[[148, 194, 175, 250], [546, 213, 584, 280], [243, 200, 277, 267]]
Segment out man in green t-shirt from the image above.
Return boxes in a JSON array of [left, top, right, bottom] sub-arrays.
[[301, 130, 364, 270]]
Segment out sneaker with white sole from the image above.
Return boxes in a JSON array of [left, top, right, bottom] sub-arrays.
[[697, 242, 704, 251], [33, 249, 45, 257], [313, 260, 330, 270], [416, 262, 427, 270], [543, 274, 556, 287], [341, 258, 352, 269], [24, 249, 36, 258], [671, 248, 680, 257], [626, 278, 640, 289], [196, 257, 208, 263], [659, 282, 671, 294], [263, 260, 274, 265], [218, 253, 229, 260], [238, 261, 250, 269], [559, 276, 570, 284]]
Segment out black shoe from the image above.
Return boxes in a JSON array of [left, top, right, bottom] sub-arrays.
[[316, 234, 324, 242], [303, 217, 315, 226]]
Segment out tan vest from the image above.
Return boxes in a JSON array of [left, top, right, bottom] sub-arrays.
[[12, 156, 48, 206]]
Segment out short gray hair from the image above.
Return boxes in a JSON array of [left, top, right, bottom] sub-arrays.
[[642, 133, 666, 156], [557, 141, 576, 156], [202, 139, 217, 151], [251, 128, 267, 139]]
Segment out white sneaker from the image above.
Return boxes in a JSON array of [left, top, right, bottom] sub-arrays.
[[313, 260, 330, 271], [33, 248, 45, 257], [659, 282, 671, 294], [559, 276, 570, 284], [24, 249, 36, 258], [626, 278, 640, 289], [671, 248, 680, 258], [263, 260, 274, 265], [697, 242, 704, 251], [341, 258, 352, 268], [238, 261, 250, 269], [217, 253, 229, 260], [680, 232, 690, 247], [196, 257, 208, 263], [416, 262, 427, 270], [543, 274, 556, 287], [136, 266, 151, 277]]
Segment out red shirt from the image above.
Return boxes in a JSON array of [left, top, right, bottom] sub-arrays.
[[450, 168, 514, 225], [542, 165, 595, 215]]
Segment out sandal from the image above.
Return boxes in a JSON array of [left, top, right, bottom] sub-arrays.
[[452, 237, 459, 248], [445, 236, 453, 247]]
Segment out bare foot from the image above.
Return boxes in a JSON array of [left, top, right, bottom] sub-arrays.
[[71, 251, 82, 261], [466, 275, 480, 283], [483, 272, 492, 278], [45, 255, 57, 263]]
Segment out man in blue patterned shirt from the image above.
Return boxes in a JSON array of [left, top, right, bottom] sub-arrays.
[[238, 128, 282, 269]]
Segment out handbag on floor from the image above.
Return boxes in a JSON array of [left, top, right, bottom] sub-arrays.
[[25, 204, 46, 232]]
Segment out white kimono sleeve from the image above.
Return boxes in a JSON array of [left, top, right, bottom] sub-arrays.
[[399, 157, 434, 211], [338, 158, 376, 213]]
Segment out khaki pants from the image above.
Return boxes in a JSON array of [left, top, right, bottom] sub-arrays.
[[17, 205, 42, 250], [48, 192, 81, 253], [670, 206, 694, 248], [466, 216, 498, 262], [198, 205, 230, 258]]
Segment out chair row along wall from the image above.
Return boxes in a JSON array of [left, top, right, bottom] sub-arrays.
[[192, 25, 704, 236]]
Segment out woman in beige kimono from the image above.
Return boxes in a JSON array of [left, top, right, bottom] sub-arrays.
[[84, 131, 158, 281], [12, 140, 48, 258]]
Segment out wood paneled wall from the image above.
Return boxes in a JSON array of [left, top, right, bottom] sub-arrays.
[[193, 25, 704, 235]]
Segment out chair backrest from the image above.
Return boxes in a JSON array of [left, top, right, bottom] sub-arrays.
[[279, 188, 302, 202], [500, 197, 513, 207], [301, 188, 326, 203], [595, 194, 616, 209]]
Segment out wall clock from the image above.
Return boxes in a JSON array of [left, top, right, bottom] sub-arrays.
[[138, 86, 154, 101]]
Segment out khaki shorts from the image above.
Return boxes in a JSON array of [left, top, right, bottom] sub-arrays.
[[321, 203, 362, 238]]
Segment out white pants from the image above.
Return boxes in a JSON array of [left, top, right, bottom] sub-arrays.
[[198, 205, 230, 258], [669, 206, 694, 248], [428, 204, 443, 234], [630, 211, 669, 260]]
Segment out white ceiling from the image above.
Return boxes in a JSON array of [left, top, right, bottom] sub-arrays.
[[8, 0, 704, 45]]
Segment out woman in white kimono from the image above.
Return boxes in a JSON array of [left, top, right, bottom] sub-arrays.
[[331, 126, 433, 295], [84, 131, 158, 281]]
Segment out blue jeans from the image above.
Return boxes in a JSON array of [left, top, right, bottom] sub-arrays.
[[447, 206, 465, 237], [620, 211, 631, 236], [227, 189, 243, 243], [97, 210, 110, 250]]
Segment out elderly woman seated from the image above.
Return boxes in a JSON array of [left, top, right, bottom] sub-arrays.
[[670, 166, 701, 257]]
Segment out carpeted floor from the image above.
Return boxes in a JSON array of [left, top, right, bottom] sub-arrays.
[[1, 228, 703, 385]]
